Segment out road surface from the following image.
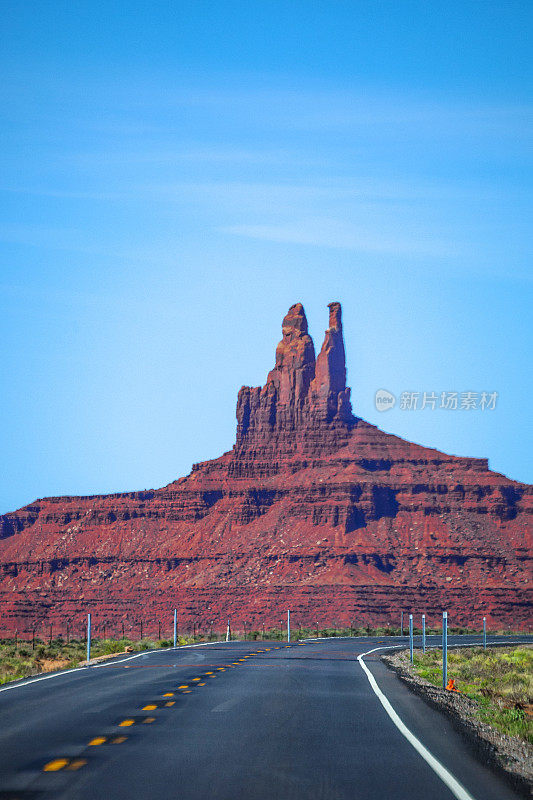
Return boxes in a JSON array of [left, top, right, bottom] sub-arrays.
[[0, 635, 530, 799]]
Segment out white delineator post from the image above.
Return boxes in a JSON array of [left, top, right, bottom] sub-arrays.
[[409, 614, 413, 663], [422, 614, 426, 653], [173, 608, 177, 648], [226, 619, 231, 642], [483, 616, 486, 650], [442, 611, 448, 689], [287, 609, 291, 643], [86, 613, 92, 665]]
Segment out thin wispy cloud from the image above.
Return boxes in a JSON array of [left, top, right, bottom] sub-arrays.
[[0, 222, 186, 267], [0, 172, 517, 266], [57, 146, 315, 169], [100, 81, 532, 137], [1, 73, 530, 278], [0, 171, 515, 208], [219, 219, 458, 257], [0, 187, 130, 201], [147, 178, 503, 205]]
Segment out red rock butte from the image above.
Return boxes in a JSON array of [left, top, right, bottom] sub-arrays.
[[1, 302, 532, 635]]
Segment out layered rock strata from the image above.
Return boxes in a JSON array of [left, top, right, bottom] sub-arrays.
[[0, 303, 531, 635]]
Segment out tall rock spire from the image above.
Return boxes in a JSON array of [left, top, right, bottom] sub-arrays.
[[266, 303, 315, 407], [311, 302, 352, 422], [235, 301, 355, 453]]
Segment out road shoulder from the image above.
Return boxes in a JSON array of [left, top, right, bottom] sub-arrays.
[[382, 649, 532, 798]]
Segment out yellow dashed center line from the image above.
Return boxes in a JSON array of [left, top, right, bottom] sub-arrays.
[[111, 736, 128, 744], [163, 692, 174, 697], [205, 672, 214, 675], [192, 678, 201, 682], [142, 704, 158, 711], [183, 690, 191, 693], [198, 682, 206, 686], [142, 717, 156, 724], [119, 719, 135, 727], [178, 685, 189, 689], [43, 758, 69, 772], [66, 759, 87, 771], [89, 736, 107, 746], [165, 701, 175, 707], [217, 668, 225, 671]]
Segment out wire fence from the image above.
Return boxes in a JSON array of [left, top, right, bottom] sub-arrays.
[[0, 612, 519, 648]]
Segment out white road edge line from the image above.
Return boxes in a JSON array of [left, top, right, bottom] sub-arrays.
[[91, 639, 222, 668], [358, 645, 476, 800], [0, 666, 87, 693], [0, 640, 222, 693]]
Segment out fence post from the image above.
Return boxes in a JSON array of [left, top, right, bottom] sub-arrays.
[[442, 611, 448, 689], [409, 614, 413, 663], [173, 609, 177, 648], [483, 616, 486, 650], [226, 619, 230, 642], [287, 609, 291, 643], [422, 614, 426, 653], [86, 614, 92, 665]]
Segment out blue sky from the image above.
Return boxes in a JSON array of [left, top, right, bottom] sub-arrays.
[[1, 1, 532, 513]]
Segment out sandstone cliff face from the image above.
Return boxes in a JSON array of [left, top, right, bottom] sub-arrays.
[[0, 303, 531, 634], [235, 302, 356, 472]]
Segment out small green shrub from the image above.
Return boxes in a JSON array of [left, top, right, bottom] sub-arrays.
[[96, 639, 126, 656], [411, 645, 533, 743]]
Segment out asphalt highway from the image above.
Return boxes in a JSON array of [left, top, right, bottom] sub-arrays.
[[0, 635, 530, 800]]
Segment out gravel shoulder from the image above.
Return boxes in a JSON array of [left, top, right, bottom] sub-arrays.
[[382, 649, 533, 797]]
